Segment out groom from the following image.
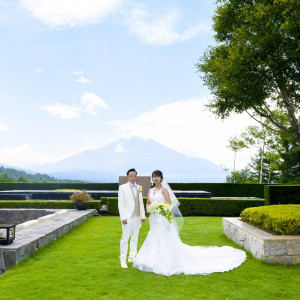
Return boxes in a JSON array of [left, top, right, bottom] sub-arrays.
[[118, 168, 146, 268]]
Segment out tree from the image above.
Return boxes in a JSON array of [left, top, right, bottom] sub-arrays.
[[0, 171, 15, 182], [197, 0, 300, 142], [241, 124, 281, 182], [225, 168, 256, 183], [227, 137, 248, 182], [279, 138, 300, 182], [16, 174, 30, 183]]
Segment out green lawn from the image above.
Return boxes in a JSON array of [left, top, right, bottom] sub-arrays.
[[0, 217, 299, 300]]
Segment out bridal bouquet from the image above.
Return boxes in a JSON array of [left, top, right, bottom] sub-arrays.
[[147, 201, 174, 224]]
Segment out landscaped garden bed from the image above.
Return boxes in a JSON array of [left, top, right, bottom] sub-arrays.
[[223, 205, 300, 265]]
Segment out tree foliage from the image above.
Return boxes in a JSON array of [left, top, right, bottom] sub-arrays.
[[0, 166, 85, 183], [197, 0, 300, 142]]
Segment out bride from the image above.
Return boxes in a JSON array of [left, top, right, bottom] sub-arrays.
[[132, 170, 246, 276]]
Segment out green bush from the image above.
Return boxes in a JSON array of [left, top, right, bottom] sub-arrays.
[[240, 205, 300, 235], [265, 185, 300, 205], [0, 200, 101, 212], [169, 183, 266, 197], [0, 182, 267, 198], [107, 197, 265, 217], [0, 182, 118, 191]]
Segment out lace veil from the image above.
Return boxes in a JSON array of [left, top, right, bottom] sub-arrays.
[[161, 180, 184, 233]]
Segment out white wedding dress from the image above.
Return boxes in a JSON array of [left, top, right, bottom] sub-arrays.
[[133, 189, 246, 276]]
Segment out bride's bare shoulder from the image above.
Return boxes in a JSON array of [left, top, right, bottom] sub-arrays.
[[162, 187, 168, 194]]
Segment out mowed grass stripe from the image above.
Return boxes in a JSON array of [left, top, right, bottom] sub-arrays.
[[0, 217, 299, 300]]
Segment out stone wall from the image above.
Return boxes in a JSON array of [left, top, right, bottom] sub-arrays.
[[223, 217, 300, 265], [0, 209, 53, 225]]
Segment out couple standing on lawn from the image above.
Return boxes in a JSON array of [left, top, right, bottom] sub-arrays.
[[118, 168, 246, 276]]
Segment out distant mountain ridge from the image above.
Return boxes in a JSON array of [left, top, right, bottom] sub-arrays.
[[31, 137, 226, 182], [0, 165, 84, 183]]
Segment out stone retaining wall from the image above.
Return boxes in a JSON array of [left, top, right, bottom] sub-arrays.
[[0, 209, 95, 275], [0, 209, 54, 225], [223, 217, 300, 265]]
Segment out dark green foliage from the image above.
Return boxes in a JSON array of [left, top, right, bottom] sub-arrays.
[[178, 198, 264, 216], [225, 169, 257, 183], [169, 183, 266, 197], [264, 185, 300, 205], [0, 200, 101, 212], [197, 0, 300, 142], [0, 166, 85, 183], [241, 205, 300, 235], [0, 182, 118, 191], [0, 182, 266, 198], [279, 141, 300, 183], [107, 197, 264, 216]]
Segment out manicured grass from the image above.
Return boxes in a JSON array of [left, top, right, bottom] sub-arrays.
[[0, 217, 299, 299]]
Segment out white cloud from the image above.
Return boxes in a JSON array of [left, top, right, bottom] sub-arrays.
[[110, 98, 257, 168], [73, 71, 91, 83], [0, 144, 66, 167], [81, 92, 108, 115], [41, 102, 82, 120], [41, 92, 108, 119], [125, 7, 210, 46], [0, 123, 8, 132], [20, 0, 123, 27]]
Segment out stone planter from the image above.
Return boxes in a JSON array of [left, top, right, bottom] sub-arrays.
[[223, 217, 300, 265], [74, 202, 90, 210]]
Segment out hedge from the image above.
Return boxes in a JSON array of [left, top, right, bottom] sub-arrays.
[[0, 183, 118, 191], [264, 185, 300, 205], [0, 182, 267, 198], [107, 197, 265, 217], [0, 200, 101, 212], [169, 183, 266, 198], [240, 205, 300, 235]]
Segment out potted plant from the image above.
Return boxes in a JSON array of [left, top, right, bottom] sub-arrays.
[[70, 190, 93, 210]]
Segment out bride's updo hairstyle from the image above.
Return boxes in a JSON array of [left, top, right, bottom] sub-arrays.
[[152, 170, 163, 182]]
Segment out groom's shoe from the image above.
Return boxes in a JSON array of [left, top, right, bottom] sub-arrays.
[[120, 258, 128, 268]]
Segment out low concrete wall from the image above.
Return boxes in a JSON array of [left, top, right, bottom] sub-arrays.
[[0, 209, 54, 225], [223, 217, 300, 265], [0, 209, 95, 274]]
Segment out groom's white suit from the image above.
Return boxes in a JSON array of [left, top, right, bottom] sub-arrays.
[[118, 182, 146, 265]]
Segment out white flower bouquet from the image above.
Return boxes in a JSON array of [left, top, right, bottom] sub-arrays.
[[147, 201, 174, 224]]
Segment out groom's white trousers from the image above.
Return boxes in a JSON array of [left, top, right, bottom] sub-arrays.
[[120, 220, 141, 258]]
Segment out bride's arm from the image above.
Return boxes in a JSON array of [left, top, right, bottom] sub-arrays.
[[162, 188, 171, 204], [146, 190, 151, 213]]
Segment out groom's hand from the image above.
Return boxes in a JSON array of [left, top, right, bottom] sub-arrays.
[[141, 219, 146, 223], [122, 219, 127, 225]]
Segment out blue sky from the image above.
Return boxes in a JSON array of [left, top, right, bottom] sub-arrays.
[[0, 0, 256, 171]]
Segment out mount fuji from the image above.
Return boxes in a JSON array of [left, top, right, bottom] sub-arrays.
[[31, 137, 225, 182]]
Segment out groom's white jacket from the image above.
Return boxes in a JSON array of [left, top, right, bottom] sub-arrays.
[[118, 182, 146, 222]]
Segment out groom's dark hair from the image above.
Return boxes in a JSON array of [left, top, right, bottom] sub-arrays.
[[127, 168, 137, 176]]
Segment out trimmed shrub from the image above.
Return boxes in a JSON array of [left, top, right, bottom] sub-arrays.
[[169, 183, 266, 197], [178, 198, 264, 216], [0, 200, 101, 212], [240, 205, 300, 235], [0, 182, 118, 191], [265, 185, 300, 205], [0, 182, 266, 198], [107, 197, 265, 217]]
